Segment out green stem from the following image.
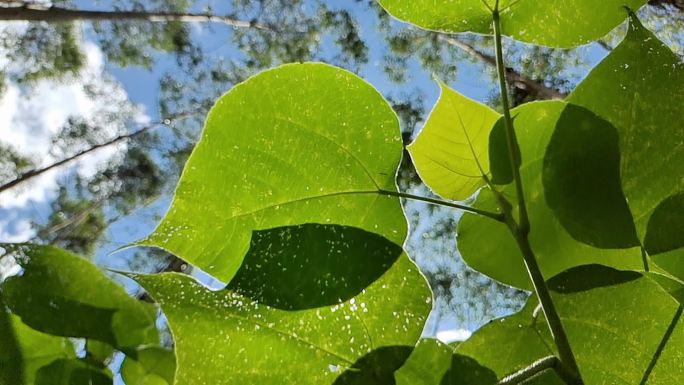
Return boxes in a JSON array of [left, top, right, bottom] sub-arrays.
[[640, 246, 650, 272], [491, 4, 583, 384], [498, 356, 577, 385], [512, 234, 583, 384], [492, 10, 528, 235], [378, 189, 504, 222]]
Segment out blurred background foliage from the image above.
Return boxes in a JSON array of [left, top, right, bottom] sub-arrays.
[[0, 0, 682, 337]]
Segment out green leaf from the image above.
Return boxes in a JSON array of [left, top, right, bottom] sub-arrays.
[[0, 244, 158, 351], [456, 265, 684, 384], [0, 305, 75, 385], [0, 300, 23, 385], [226, 224, 403, 310], [652, 248, 684, 283], [394, 339, 455, 385], [542, 103, 639, 248], [455, 302, 563, 384], [131, 226, 431, 385], [407, 80, 500, 200], [568, 14, 684, 244], [35, 359, 112, 385], [85, 340, 115, 366], [121, 347, 176, 385], [138, 63, 406, 282], [644, 193, 684, 255], [488, 117, 520, 185], [458, 101, 642, 289], [331, 346, 413, 385], [394, 337, 556, 385], [377, 0, 647, 48], [394, 339, 502, 385], [647, 271, 684, 304]]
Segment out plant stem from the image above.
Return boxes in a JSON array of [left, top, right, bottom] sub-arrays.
[[498, 356, 577, 385], [512, 234, 582, 384], [492, 11, 529, 235], [378, 189, 504, 222], [491, 5, 583, 384]]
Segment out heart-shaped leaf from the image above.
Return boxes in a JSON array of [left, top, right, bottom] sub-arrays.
[[408, 80, 500, 201], [542, 104, 639, 249], [458, 101, 642, 289], [568, 14, 684, 248], [131, 230, 430, 385], [138, 63, 407, 283]]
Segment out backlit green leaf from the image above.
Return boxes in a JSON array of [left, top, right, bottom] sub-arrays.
[[121, 347, 175, 385], [488, 117, 519, 185], [458, 101, 642, 289], [35, 359, 112, 385], [455, 301, 562, 384], [394, 339, 455, 385], [0, 244, 158, 352], [408, 80, 499, 200], [542, 104, 639, 248], [394, 339, 504, 385], [644, 193, 684, 255], [0, 300, 23, 385], [456, 265, 683, 384], [568, 15, 684, 246], [377, 0, 646, 48], [0, 305, 75, 385], [395, 334, 557, 385], [652, 248, 684, 283], [85, 340, 115, 366], [131, 233, 430, 385], [138, 63, 406, 282]]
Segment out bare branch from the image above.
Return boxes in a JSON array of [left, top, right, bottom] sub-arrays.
[[0, 5, 272, 30], [437, 34, 567, 100], [0, 111, 199, 195]]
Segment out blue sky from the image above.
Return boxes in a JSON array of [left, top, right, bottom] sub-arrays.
[[0, 2, 650, 383], [0, 0, 611, 331], [0, 0, 621, 363]]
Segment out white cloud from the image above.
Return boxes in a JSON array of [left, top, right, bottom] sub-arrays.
[[0, 24, 148, 241], [0, 253, 22, 282], [0, 212, 33, 243], [436, 328, 472, 344]]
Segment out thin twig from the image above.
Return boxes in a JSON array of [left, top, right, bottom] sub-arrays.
[[0, 111, 199, 195], [0, 4, 273, 31]]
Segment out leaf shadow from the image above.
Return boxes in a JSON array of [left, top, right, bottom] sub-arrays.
[[332, 345, 413, 385], [226, 223, 403, 310]]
